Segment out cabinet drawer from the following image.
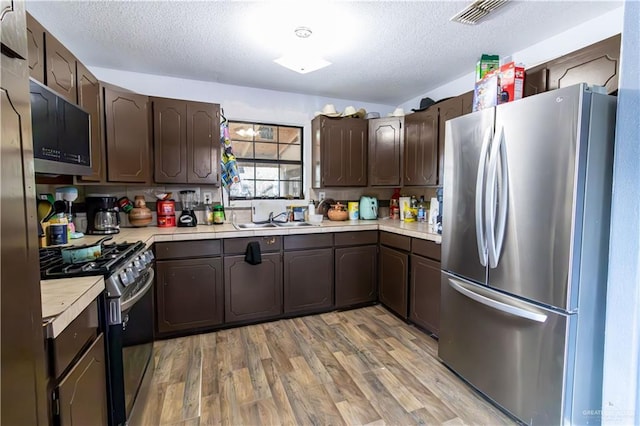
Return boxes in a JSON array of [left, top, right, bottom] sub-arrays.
[[52, 301, 99, 379], [284, 234, 333, 250], [379, 231, 410, 251], [411, 238, 441, 261], [334, 231, 378, 247], [223, 236, 282, 255], [155, 240, 221, 260]]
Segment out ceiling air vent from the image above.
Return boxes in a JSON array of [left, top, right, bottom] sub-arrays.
[[450, 0, 509, 25]]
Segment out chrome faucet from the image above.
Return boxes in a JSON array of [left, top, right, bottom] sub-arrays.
[[268, 211, 289, 223]]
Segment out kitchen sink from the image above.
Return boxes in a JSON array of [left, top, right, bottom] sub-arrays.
[[234, 223, 277, 229], [273, 222, 313, 227]]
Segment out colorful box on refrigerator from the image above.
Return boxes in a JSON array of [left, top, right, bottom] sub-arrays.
[[498, 62, 525, 104]]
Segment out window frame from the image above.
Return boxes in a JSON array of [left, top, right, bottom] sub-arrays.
[[227, 120, 304, 200]]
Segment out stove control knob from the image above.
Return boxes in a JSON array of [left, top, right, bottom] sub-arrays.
[[133, 258, 144, 272], [137, 254, 149, 267], [119, 270, 132, 287], [126, 265, 139, 279]]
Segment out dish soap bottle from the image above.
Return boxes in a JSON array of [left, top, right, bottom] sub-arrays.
[[390, 188, 401, 219]]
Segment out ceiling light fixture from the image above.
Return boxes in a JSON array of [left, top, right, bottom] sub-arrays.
[[450, 0, 510, 25], [274, 26, 331, 74]]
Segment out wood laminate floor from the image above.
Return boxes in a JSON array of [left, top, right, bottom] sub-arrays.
[[137, 305, 515, 425]]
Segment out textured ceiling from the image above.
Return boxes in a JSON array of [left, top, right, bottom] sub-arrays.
[[26, 1, 621, 105]]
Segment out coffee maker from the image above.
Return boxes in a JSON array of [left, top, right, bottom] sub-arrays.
[[86, 195, 120, 234]]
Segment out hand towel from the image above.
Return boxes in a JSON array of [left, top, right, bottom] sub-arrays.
[[244, 241, 262, 265]]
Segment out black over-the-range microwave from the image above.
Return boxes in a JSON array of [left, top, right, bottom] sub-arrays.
[[29, 78, 92, 176]]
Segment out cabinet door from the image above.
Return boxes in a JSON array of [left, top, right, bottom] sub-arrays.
[[461, 90, 474, 115], [104, 87, 150, 182], [57, 334, 107, 426], [437, 97, 464, 185], [25, 13, 45, 82], [224, 253, 282, 323], [153, 97, 187, 183], [524, 65, 548, 98], [320, 117, 367, 187], [156, 258, 224, 334], [403, 108, 438, 186], [187, 101, 220, 184], [409, 255, 441, 335], [2, 7, 49, 424], [335, 245, 377, 308], [45, 33, 76, 103], [547, 34, 620, 95], [369, 117, 402, 186], [283, 248, 333, 315], [378, 246, 409, 318], [76, 62, 104, 182]]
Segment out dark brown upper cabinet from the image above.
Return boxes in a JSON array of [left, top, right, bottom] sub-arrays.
[[546, 34, 620, 95], [437, 97, 465, 186], [403, 108, 438, 186], [104, 86, 150, 183], [76, 63, 104, 182], [45, 32, 77, 103], [368, 117, 403, 186], [524, 65, 548, 98], [26, 13, 45, 82], [461, 90, 474, 115], [312, 116, 367, 187], [152, 97, 220, 185]]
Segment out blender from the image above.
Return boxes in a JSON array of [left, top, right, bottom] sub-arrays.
[[178, 190, 197, 227]]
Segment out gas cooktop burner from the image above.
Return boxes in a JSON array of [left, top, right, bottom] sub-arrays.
[[39, 241, 147, 280]]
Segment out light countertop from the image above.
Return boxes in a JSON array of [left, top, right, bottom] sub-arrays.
[[75, 218, 442, 246], [41, 219, 440, 336], [41, 276, 104, 338]]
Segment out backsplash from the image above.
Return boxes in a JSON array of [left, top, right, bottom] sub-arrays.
[[36, 183, 439, 226]]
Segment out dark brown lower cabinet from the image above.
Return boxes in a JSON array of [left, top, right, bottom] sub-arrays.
[[283, 248, 333, 315], [335, 245, 378, 308], [409, 254, 441, 335], [155, 257, 224, 334], [56, 334, 107, 426], [378, 245, 409, 318], [224, 253, 283, 323]]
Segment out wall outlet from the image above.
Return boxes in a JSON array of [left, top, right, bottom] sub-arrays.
[[203, 191, 213, 204], [318, 191, 326, 201]]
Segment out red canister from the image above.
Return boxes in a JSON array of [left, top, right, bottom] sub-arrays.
[[157, 200, 175, 216], [157, 214, 176, 227]]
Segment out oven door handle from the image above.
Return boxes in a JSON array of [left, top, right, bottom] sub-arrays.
[[120, 268, 154, 313]]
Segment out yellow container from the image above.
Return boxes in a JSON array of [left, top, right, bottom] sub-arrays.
[[347, 202, 359, 220]]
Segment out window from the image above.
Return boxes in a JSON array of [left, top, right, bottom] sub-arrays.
[[228, 121, 303, 199]]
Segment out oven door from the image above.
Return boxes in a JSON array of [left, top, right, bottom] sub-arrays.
[[107, 268, 154, 426]]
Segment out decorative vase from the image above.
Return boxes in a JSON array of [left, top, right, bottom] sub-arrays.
[[129, 196, 153, 227]]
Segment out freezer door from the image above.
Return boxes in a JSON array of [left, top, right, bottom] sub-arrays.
[[489, 85, 588, 310], [442, 108, 494, 284], [439, 273, 570, 425]]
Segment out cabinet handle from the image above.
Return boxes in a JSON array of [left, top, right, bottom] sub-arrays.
[[263, 237, 276, 245]]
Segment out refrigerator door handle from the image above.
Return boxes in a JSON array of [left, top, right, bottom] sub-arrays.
[[449, 279, 548, 323], [475, 127, 493, 267], [486, 126, 508, 268], [494, 129, 509, 266]]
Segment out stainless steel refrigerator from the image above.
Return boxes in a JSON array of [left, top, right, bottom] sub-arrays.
[[439, 83, 617, 425]]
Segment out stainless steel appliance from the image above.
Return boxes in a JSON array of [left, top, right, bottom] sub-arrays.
[[40, 241, 155, 426], [439, 84, 616, 425], [359, 196, 378, 219], [86, 196, 120, 235], [178, 190, 197, 227], [29, 78, 92, 176]]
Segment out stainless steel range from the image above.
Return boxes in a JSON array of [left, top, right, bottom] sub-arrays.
[[40, 241, 155, 426]]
